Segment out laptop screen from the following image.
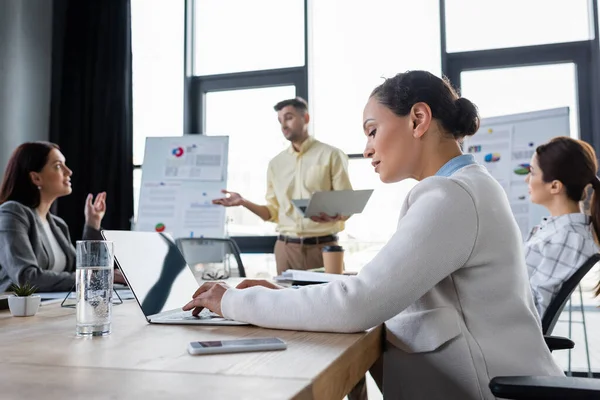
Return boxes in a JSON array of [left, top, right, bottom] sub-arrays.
[[102, 230, 201, 318]]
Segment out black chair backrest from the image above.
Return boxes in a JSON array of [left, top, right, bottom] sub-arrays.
[[230, 235, 277, 254], [176, 237, 246, 278], [542, 253, 600, 334]]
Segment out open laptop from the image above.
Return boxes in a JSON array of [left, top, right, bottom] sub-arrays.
[[101, 230, 248, 326]]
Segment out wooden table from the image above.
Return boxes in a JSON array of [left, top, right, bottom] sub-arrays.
[[0, 299, 382, 399]]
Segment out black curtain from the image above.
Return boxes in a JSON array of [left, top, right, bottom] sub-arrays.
[[50, 0, 133, 241]]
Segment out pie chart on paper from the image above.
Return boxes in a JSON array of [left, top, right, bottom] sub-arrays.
[[172, 147, 184, 158], [484, 153, 501, 163], [514, 164, 531, 175]]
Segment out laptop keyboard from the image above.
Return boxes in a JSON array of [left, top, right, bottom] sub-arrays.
[[156, 309, 222, 321]]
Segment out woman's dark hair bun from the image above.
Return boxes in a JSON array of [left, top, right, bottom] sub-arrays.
[[453, 98, 480, 139], [370, 71, 481, 140]]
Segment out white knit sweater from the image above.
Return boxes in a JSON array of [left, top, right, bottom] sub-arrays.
[[222, 164, 562, 399]]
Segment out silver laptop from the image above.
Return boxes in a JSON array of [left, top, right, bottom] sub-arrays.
[[292, 189, 374, 218], [101, 230, 248, 326]]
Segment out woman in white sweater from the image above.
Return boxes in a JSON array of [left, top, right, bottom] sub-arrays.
[[183, 71, 563, 399]]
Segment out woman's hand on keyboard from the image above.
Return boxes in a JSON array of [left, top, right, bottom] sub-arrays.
[[236, 279, 283, 290], [182, 281, 230, 317]]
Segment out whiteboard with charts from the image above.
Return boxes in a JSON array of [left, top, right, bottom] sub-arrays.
[[462, 107, 570, 240], [135, 136, 229, 239]]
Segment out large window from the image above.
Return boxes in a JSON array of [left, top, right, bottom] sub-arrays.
[[187, 0, 441, 246], [204, 86, 296, 235], [460, 63, 580, 138], [442, 1, 598, 147], [131, 0, 185, 218], [311, 0, 442, 155], [311, 0, 441, 266], [186, 0, 307, 238], [444, 0, 593, 53], [194, 0, 305, 76]]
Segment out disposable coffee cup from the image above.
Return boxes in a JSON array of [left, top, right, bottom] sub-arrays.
[[322, 245, 344, 274]]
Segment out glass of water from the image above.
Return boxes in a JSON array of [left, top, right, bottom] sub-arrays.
[[76, 240, 114, 336]]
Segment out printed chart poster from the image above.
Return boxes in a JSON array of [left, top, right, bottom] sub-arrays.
[[136, 136, 229, 239], [465, 125, 513, 192], [463, 107, 570, 240], [510, 144, 537, 238], [136, 181, 181, 235], [179, 185, 227, 239], [163, 141, 225, 181]]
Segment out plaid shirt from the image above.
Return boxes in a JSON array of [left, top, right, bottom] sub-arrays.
[[524, 213, 599, 318]]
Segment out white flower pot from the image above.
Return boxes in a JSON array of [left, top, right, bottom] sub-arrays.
[[8, 295, 41, 317]]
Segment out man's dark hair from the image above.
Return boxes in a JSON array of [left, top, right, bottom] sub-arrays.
[[273, 97, 308, 114]]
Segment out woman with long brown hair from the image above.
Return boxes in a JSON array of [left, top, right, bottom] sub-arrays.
[[525, 136, 600, 317], [0, 141, 121, 292]]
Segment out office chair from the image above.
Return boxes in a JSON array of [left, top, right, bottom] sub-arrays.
[[230, 235, 277, 254], [489, 375, 600, 399], [230, 235, 278, 278], [487, 254, 600, 399], [489, 335, 599, 399], [543, 335, 574, 352], [176, 237, 246, 279], [542, 253, 600, 376], [542, 253, 600, 334]]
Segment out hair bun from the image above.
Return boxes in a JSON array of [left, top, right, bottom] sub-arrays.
[[453, 98, 480, 138]]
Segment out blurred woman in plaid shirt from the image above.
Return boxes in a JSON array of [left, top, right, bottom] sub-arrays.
[[525, 136, 600, 317]]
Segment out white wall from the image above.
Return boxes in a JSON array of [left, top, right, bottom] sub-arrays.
[[0, 0, 53, 171]]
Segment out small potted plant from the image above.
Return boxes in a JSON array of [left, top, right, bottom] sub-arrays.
[[8, 281, 41, 317]]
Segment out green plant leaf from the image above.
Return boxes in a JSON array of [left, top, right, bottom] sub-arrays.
[[9, 281, 38, 297]]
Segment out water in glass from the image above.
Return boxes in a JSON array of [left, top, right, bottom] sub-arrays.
[[76, 266, 113, 336]]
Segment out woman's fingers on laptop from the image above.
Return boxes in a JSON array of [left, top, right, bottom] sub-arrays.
[[192, 281, 231, 298], [182, 298, 206, 317], [184, 282, 228, 316], [191, 305, 205, 317], [182, 299, 197, 311], [192, 281, 229, 298], [236, 279, 283, 290], [183, 283, 213, 314], [192, 282, 215, 298], [235, 279, 263, 289]]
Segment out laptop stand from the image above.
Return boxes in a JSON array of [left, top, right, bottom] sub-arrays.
[[60, 285, 124, 308]]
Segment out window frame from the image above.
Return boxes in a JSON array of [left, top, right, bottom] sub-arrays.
[[188, 68, 307, 134], [184, 0, 309, 135], [439, 0, 600, 151], [168, 0, 308, 245], [131, 0, 186, 210]]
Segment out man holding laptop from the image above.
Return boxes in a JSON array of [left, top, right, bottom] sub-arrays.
[[213, 97, 352, 274]]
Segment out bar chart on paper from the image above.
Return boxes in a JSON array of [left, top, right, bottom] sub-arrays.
[[136, 136, 229, 239]]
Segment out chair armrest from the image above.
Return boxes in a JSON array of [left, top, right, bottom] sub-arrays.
[[544, 335, 574, 351], [490, 376, 600, 399]]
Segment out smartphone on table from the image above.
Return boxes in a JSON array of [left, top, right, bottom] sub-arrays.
[[188, 337, 287, 355]]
